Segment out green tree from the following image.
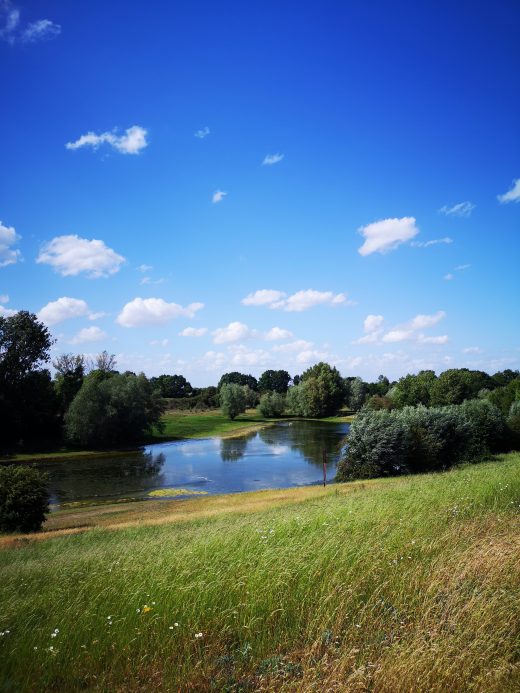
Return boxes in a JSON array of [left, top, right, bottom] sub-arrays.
[[219, 383, 247, 420], [53, 353, 85, 416], [347, 377, 368, 411], [300, 362, 344, 416], [258, 370, 291, 394], [65, 373, 165, 448], [258, 392, 286, 418], [391, 370, 437, 408], [0, 466, 50, 533], [218, 372, 258, 391], [150, 374, 193, 398], [0, 311, 58, 451]]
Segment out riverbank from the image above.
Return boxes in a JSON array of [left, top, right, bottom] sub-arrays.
[[1, 452, 518, 691], [2, 409, 354, 463]]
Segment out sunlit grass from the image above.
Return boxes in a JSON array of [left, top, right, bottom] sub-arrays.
[[1, 453, 519, 691]]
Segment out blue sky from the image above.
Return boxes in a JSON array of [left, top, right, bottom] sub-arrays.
[[1, 0, 519, 385]]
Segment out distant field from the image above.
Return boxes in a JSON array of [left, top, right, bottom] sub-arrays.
[[1, 453, 518, 691]]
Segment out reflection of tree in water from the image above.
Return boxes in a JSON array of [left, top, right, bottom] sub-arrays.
[[119, 451, 166, 477], [45, 450, 167, 504], [259, 422, 346, 468], [220, 431, 257, 462]]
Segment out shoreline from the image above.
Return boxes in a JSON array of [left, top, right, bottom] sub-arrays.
[[1, 413, 353, 464]]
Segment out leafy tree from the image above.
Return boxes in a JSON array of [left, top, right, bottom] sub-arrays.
[[492, 369, 520, 388], [366, 394, 394, 410], [150, 374, 193, 398], [285, 383, 305, 416], [53, 353, 85, 416], [300, 362, 344, 416], [347, 377, 368, 411], [218, 372, 258, 391], [258, 370, 291, 394], [0, 312, 58, 451], [65, 373, 165, 448], [391, 370, 437, 408], [219, 383, 246, 420], [258, 392, 286, 418], [242, 385, 259, 408], [430, 369, 492, 406], [96, 350, 117, 373], [0, 466, 49, 532], [485, 378, 520, 416]]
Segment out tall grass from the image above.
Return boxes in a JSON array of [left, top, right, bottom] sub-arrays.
[[1, 453, 519, 691]]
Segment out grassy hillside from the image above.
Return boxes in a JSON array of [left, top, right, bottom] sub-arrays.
[[1, 453, 519, 692]]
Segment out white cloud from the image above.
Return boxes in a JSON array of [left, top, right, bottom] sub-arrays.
[[411, 237, 453, 248], [22, 18, 60, 43], [69, 326, 107, 344], [242, 289, 287, 306], [242, 288, 351, 311], [417, 334, 449, 345], [137, 264, 152, 273], [150, 338, 169, 347], [37, 235, 125, 277], [438, 201, 475, 217], [38, 297, 90, 326], [0, 294, 8, 303], [0, 221, 22, 267], [179, 327, 208, 337], [1, 1, 60, 44], [272, 340, 313, 353], [262, 153, 284, 166], [409, 311, 446, 330], [116, 298, 203, 328], [228, 345, 271, 367], [455, 264, 470, 271], [0, 304, 16, 317], [296, 349, 329, 364], [382, 329, 413, 343], [212, 190, 227, 203], [273, 289, 349, 312], [66, 125, 148, 155], [88, 311, 108, 321], [354, 314, 385, 344], [497, 179, 520, 204], [194, 126, 210, 139], [463, 346, 483, 354], [264, 326, 293, 341], [213, 322, 254, 344], [444, 273, 454, 281], [353, 311, 448, 346], [358, 217, 419, 256]]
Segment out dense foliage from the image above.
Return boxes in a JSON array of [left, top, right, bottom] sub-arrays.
[[257, 369, 291, 394], [286, 362, 344, 417], [0, 312, 59, 451], [150, 374, 193, 398], [65, 372, 165, 447], [218, 372, 258, 391], [0, 465, 49, 532], [258, 392, 286, 418], [219, 383, 247, 420], [336, 399, 509, 481]]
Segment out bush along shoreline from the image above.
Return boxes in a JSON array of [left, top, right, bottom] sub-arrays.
[[336, 398, 516, 481]]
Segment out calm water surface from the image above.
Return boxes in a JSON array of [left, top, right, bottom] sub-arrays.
[[33, 421, 349, 507]]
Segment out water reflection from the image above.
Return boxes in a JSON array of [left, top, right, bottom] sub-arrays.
[[19, 421, 349, 507], [220, 431, 257, 461]]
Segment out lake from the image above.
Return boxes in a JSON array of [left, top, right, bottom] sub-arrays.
[[33, 420, 349, 507]]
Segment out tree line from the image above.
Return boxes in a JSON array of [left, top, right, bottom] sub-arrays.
[[1, 310, 519, 451]]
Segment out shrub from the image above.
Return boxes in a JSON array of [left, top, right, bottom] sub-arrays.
[[0, 465, 49, 532], [336, 400, 504, 482], [258, 392, 286, 418], [219, 383, 246, 420]]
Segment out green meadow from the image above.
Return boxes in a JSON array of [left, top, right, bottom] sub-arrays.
[[1, 453, 519, 692]]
